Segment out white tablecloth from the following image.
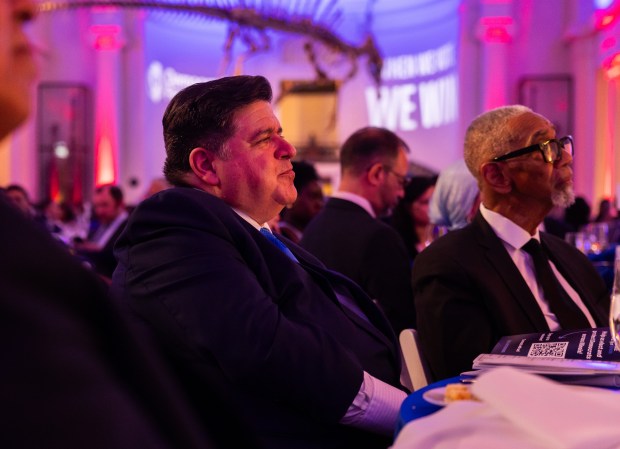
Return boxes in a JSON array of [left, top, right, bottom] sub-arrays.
[[391, 366, 620, 449]]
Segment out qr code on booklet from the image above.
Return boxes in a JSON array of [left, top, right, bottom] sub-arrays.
[[527, 341, 568, 358]]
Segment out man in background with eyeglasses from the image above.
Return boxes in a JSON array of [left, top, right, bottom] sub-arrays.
[[301, 126, 416, 335], [412, 105, 609, 379]]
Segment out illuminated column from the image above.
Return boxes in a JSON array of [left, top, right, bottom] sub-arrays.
[[595, 4, 620, 203], [89, 15, 126, 186], [476, 1, 515, 110]]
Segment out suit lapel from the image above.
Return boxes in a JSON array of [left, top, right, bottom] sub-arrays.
[[284, 237, 399, 357], [295, 252, 398, 346], [237, 218, 400, 363], [472, 213, 550, 330]]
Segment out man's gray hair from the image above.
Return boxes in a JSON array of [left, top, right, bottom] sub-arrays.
[[464, 105, 532, 182]]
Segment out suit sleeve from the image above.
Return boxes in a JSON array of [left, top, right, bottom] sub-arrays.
[[412, 249, 494, 379], [363, 227, 416, 334]]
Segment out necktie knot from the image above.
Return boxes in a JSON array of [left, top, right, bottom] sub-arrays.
[[522, 238, 543, 256]]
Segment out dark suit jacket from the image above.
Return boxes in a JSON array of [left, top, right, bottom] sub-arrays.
[[412, 212, 610, 380], [0, 194, 258, 449], [300, 197, 416, 334], [111, 187, 403, 449]]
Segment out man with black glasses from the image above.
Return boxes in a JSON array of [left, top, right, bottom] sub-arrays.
[[412, 105, 609, 379]]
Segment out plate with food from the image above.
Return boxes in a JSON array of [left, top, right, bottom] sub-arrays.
[[422, 383, 477, 407]]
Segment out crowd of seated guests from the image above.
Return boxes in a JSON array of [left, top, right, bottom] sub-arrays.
[[41, 198, 89, 244], [3, 4, 614, 443], [2, 182, 130, 281], [544, 195, 620, 243]]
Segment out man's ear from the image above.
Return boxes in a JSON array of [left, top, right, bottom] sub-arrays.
[[188, 147, 220, 186], [480, 161, 512, 194], [366, 162, 384, 187]]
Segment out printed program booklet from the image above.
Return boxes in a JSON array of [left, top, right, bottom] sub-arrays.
[[469, 328, 620, 387]]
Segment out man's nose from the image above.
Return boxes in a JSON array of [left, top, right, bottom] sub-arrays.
[[556, 148, 573, 167], [276, 137, 297, 159]]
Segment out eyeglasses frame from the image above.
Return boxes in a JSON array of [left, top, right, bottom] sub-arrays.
[[492, 135, 574, 164], [383, 166, 412, 188]]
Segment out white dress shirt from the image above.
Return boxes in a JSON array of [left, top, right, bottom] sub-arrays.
[[331, 191, 376, 218]]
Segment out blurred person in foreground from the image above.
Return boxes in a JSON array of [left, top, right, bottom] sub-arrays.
[[111, 76, 406, 449], [301, 127, 416, 335], [0, 3, 255, 448], [277, 159, 324, 244], [412, 105, 609, 380]]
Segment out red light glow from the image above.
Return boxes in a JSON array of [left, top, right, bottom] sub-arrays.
[[484, 26, 511, 43], [89, 24, 123, 51], [479, 16, 514, 43], [595, 6, 619, 30], [96, 135, 116, 185], [605, 53, 620, 79]]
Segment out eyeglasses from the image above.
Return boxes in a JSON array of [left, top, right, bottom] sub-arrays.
[[492, 135, 574, 164], [385, 167, 412, 188]]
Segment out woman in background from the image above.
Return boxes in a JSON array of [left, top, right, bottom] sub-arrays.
[[388, 175, 437, 263]]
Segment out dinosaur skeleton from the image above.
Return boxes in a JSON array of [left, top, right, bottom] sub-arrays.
[[39, 0, 383, 89]]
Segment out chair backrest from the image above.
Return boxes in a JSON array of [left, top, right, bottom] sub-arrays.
[[399, 328, 432, 391]]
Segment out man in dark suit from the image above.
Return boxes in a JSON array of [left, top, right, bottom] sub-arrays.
[[412, 105, 609, 380], [301, 127, 416, 334], [1, 4, 259, 448], [111, 76, 407, 449]]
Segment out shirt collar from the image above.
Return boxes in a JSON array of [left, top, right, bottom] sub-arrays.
[[191, 188, 269, 231], [479, 203, 540, 249], [331, 191, 376, 218], [232, 207, 268, 231]]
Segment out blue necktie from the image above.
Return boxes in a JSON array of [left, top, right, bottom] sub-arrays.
[[260, 228, 299, 262]]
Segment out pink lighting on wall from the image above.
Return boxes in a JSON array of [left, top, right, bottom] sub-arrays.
[[93, 62, 118, 185], [477, 13, 514, 110], [601, 36, 617, 50], [89, 22, 124, 186], [96, 135, 115, 185]]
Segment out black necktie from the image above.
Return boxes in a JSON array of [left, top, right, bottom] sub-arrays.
[[521, 239, 589, 329]]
